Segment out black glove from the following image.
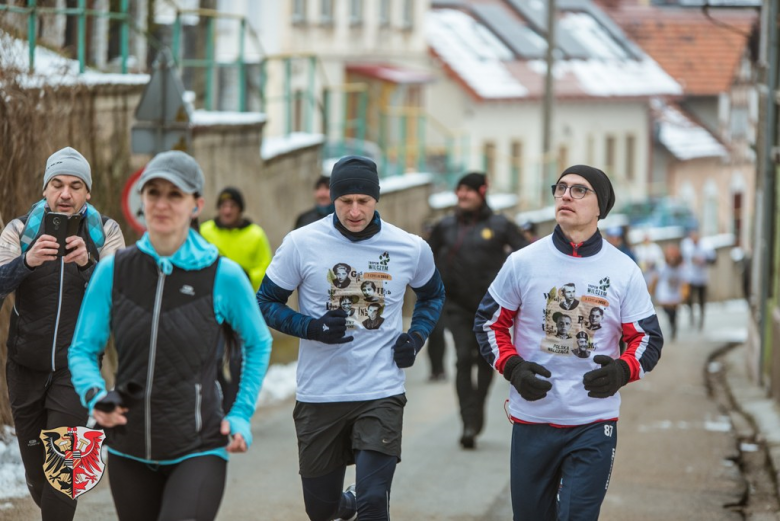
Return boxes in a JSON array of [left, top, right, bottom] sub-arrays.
[[307, 310, 354, 344], [503, 356, 552, 401], [93, 381, 144, 412], [93, 390, 125, 413], [393, 332, 424, 368], [582, 355, 630, 398]]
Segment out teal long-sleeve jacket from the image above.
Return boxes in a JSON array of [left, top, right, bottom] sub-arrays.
[[68, 230, 273, 465]]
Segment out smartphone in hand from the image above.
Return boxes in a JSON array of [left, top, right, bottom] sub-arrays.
[[43, 212, 83, 256]]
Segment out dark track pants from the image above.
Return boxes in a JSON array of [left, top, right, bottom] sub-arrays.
[[6, 360, 87, 521], [301, 450, 397, 521], [510, 421, 618, 521], [107, 454, 227, 521], [426, 319, 447, 378], [687, 283, 707, 329], [447, 304, 494, 434]]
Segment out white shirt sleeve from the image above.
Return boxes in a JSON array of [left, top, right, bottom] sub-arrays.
[[409, 237, 436, 288], [487, 255, 522, 311], [264, 232, 303, 291], [620, 266, 656, 323]]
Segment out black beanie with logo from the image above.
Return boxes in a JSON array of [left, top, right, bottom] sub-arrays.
[[456, 172, 488, 198], [556, 165, 615, 219], [330, 156, 380, 202], [217, 187, 245, 212]]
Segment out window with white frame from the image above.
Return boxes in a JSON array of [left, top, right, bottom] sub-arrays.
[[293, 0, 307, 24], [402, 0, 413, 29], [320, 0, 333, 24], [625, 134, 635, 181], [350, 0, 363, 25], [379, 0, 391, 26]]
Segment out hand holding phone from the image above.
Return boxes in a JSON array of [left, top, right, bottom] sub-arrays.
[[44, 212, 82, 256]]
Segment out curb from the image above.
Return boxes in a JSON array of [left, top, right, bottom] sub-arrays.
[[722, 344, 780, 506]]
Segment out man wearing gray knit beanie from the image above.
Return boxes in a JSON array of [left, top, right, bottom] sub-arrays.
[[0, 146, 125, 520]]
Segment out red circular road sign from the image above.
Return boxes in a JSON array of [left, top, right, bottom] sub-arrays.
[[122, 167, 147, 234]]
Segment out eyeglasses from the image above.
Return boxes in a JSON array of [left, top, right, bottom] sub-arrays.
[[551, 183, 595, 199]]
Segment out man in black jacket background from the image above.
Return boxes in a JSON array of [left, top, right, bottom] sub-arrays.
[[294, 176, 334, 229], [428, 172, 527, 449]]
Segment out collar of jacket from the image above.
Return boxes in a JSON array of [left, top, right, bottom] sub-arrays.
[[456, 203, 492, 224], [552, 225, 602, 258], [213, 217, 252, 230], [137, 228, 218, 275], [333, 211, 382, 242]]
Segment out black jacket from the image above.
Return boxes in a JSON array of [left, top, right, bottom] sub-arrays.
[[6, 214, 102, 372], [108, 247, 226, 461], [294, 207, 330, 229], [428, 205, 527, 312]]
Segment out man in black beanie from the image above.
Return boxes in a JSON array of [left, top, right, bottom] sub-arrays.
[[474, 164, 663, 520], [294, 176, 334, 229], [428, 171, 527, 449], [257, 155, 445, 521]]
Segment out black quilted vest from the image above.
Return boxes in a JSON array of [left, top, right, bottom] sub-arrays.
[[108, 246, 226, 461], [6, 215, 102, 371]]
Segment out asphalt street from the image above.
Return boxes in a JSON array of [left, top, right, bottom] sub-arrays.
[[3, 301, 770, 520]]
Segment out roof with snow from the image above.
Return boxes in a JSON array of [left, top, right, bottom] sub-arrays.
[[597, 2, 756, 96], [652, 98, 728, 161], [427, 0, 682, 101], [0, 31, 149, 88]]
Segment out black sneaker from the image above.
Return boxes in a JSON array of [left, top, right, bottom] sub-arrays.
[[460, 427, 477, 450]]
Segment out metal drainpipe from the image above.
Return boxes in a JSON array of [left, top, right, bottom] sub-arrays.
[[759, 0, 778, 387]]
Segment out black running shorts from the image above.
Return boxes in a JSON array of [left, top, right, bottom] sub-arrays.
[[293, 393, 407, 478]]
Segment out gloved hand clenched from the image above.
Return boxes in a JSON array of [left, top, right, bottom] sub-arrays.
[[307, 310, 354, 344], [393, 332, 424, 368], [582, 355, 630, 398], [503, 356, 552, 401]]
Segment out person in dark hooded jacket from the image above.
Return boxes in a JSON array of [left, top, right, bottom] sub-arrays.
[[427, 172, 527, 449]]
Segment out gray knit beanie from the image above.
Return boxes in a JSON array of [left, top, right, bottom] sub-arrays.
[[43, 147, 92, 191]]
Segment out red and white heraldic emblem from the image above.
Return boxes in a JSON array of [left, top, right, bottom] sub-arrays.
[[40, 426, 105, 499]]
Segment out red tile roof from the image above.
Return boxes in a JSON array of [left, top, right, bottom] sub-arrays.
[[599, 4, 756, 96]]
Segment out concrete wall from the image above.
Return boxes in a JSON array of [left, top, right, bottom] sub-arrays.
[[187, 120, 434, 250]]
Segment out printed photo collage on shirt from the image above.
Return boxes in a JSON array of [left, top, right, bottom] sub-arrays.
[[326, 260, 390, 330], [542, 281, 610, 359]]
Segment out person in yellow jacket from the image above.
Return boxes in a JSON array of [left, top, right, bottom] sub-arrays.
[[200, 187, 272, 411], [200, 187, 272, 292]]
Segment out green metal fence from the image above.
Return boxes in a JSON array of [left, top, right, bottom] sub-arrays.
[[0, 2, 472, 183], [0, 0, 131, 74]]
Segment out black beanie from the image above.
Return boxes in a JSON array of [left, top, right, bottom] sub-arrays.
[[314, 175, 330, 190], [330, 156, 380, 202], [556, 165, 615, 219], [217, 187, 245, 212], [456, 172, 487, 198]]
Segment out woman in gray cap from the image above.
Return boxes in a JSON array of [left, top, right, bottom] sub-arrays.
[[68, 151, 273, 520]]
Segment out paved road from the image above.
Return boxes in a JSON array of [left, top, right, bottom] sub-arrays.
[[1, 302, 756, 520]]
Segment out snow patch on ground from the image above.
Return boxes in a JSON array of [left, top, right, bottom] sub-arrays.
[[0, 426, 28, 500]]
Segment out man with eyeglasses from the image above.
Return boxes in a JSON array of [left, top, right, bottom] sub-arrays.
[[475, 164, 663, 520]]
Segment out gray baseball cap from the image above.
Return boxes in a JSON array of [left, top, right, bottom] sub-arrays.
[[43, 147, 92, 191], [138, 151, 204, 194]]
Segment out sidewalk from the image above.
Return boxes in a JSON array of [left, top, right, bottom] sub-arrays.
[[722, 327, 780, 520]]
